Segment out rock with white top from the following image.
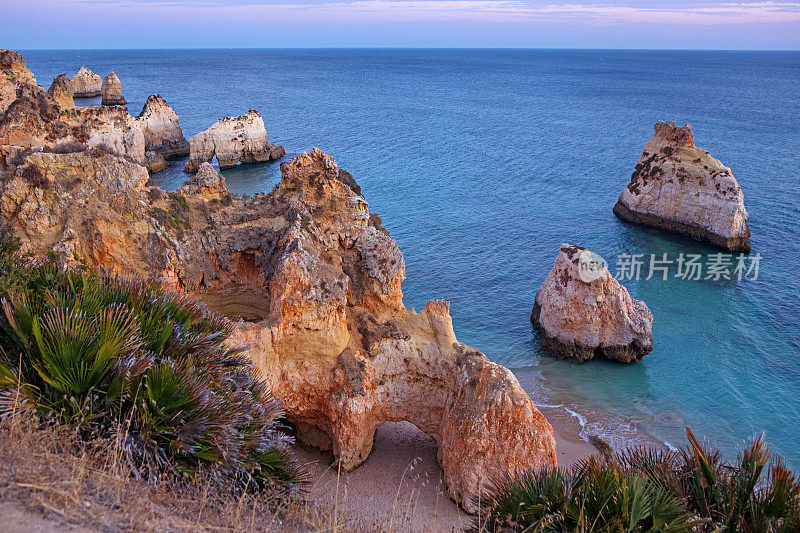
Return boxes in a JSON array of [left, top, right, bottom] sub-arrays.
[[70, 66, 102, 98], [532, 243, 653, 363], [184, 110, 284, 172], [614, 121, 751, 252]]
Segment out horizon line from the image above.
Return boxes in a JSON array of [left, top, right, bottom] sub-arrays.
[[14, 46, 800, 52]]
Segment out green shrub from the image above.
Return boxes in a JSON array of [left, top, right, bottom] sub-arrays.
[[0, 258, 302, 495], [477, 428, 800, 532]]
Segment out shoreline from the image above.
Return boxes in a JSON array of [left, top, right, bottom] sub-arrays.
[[291, 419, 596, 532]]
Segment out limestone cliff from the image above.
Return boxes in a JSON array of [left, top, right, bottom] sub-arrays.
[[532, 244, 653, 363], [0, 49, 38, 117], [1, 147, 557, 513], [101, 71, 126, 106], [46, 74, 75, 110], [70, 66, 102, 98], [614, 122, 751, 252], [0, 84, 145, 164], [137, 95, 189, 160], [185, 110, 285, 172]]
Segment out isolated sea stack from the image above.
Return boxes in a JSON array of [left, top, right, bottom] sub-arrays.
[[614, 121, 750, 252], [532, 244, 653, 363], [137, 94, 189, 172], [185, 110, 285, 172], [46, 74, 75, 109], [101, 71, 126, 105], [69, 66, 102, 97], [137, 95, 189, 158]]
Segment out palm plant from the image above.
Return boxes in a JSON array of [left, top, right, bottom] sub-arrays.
[[479, 429, 800, 532], [477, 456, 698, 532], [0, 262, 302, 495]]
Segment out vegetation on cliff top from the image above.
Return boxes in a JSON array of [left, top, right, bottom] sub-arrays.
[[476, 428, 800, 532], [0, 223, 302, 495]]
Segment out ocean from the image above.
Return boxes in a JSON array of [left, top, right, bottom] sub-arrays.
[[20, 49, 800, 465]]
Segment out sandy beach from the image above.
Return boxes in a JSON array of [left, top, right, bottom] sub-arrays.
[[291, 419, 596, 532]]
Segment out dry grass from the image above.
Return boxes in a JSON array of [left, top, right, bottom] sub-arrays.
[[0, 415, 349, 532]]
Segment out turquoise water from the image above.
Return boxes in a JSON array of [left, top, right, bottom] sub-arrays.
[[21, 49, 800, 464]]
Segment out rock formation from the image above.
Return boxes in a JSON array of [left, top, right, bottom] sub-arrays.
[[0, 83, 145, 164], [1, 147, 557, 513], [46, 74, 75, 109], [137, 95, 189, 160], [177, 162, 229, 199], [0, 49, 38, 117], [532, 244, 653, 363], [185, 110, 284, 172], [70, 66, 102, 98], [614, 122, 751, 252], [101, 71, 126, 106]]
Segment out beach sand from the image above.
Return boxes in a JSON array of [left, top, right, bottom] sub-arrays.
[[291, 419, 595, 532]]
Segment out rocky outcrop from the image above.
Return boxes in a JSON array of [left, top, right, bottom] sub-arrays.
[[70, 66, 102, 98], [137, 95, 189, 160], [177, 162, 229, 199], [184, 110, 284, 172], [532, 244, 653, 364], [0, 86, 145, 164], [46, 74, 75, 109], [614, 122, 750, 252], [0, 50, 38, 117], [101, 71, 126, 106], [1, 147, 557, 513]]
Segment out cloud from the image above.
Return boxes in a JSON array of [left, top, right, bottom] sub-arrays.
[[74, 0, 800, 25]]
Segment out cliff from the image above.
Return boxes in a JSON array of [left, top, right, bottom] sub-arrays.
[[0, 49, 38, 117], [46, 74, 75, 109], [1, 147, 557, 513], [614, 122, 751, 252]]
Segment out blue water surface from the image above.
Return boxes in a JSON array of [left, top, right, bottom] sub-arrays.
[[20, 49, 800, 464]]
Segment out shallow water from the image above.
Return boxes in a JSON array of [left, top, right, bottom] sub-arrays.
[[21, 49, 800, 464]]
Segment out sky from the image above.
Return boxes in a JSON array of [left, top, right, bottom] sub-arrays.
[[4, 0, 800, 49]]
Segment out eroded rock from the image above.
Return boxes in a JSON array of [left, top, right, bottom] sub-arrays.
[[70, 66, 102, 98], [137, 95, 189, 159], [185, 110, 284, 172], [46, 74, 75, 109], [532, 243, 653, 363], [0, 49, 38, 117], [177, 162, 229, 199], [614, 121, 751, 252], [101, 71, 126, 106], [1, 147, 557, 513], [0, 88, 145, 164]]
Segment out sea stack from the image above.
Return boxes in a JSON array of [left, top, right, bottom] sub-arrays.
[[614, 121, 750, 252], [101, 71, 126, 105], [137, 95, 190, 167], [184, 110, 285, 172], [46, 74, 75, 109], [532, 244, 653, 363], [69, 66, 102, 98]]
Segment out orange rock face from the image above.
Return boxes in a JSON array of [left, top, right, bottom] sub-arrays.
[[0, 50, 38, 117], [46, 74, 75, 110], [1, 146, 557, 512]]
